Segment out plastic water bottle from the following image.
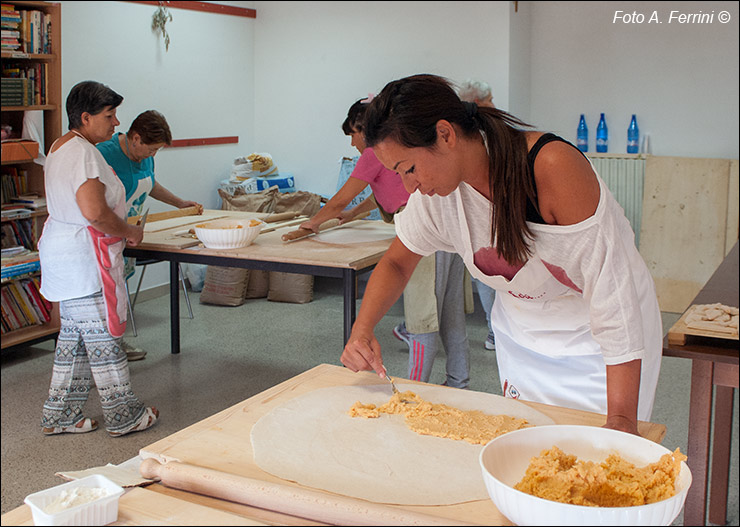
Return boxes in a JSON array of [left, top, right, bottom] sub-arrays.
[[627, 114, 639, 154], [576, 114, 588, 152], [596, 113, 608, 153]]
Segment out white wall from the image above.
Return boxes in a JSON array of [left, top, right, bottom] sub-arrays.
[[57, 1, 738, 295], [528, 1, 739, 158], [59, 0, 256, 291], [508, 1, 532, 122], [252, 1, 512, 198]]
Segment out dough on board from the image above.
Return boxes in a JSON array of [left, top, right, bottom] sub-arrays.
[[251, 383, 554, 505]]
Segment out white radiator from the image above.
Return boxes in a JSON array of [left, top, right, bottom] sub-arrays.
[[588, 155, 646, 247]]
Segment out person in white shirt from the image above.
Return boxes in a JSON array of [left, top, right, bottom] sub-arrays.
[[38, 80, 158, 437], [340, 74, 661, 436]]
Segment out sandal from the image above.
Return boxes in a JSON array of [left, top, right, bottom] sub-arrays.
[[109, 406, 159, 437], [43, 417, 98, 436]]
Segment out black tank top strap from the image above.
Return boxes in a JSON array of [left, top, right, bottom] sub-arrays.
[[525, 132, 587, 224]]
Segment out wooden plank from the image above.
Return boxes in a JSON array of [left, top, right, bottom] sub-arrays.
[[640, 156, 734, 313], [667, 304, 739, 346], [169, 136, 239, 148], [138, 364, 666, 526], [124, 1, 256, 18], [726, 160, 739, 255]]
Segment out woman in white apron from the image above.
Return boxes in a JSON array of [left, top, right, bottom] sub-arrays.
[[341, 75, 661, 436], [38, 81, 158, 437]]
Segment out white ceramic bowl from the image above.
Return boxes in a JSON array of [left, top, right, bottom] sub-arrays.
[[24, 474, 124, 526], [194, 218, 263, 249], [479, 425, 691, 526]]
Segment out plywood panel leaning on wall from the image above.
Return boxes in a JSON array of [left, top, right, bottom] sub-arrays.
[[639, 156, 739, 313]]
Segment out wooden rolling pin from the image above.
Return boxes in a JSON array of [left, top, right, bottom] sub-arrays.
[[140, 459, 468, 526], [127, 205, 202, 224], [281, 211, 371, 242], [262, 211, 300, 223]]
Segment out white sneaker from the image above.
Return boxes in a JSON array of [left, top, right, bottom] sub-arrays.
[[484, 332, 495, 351], [121, 339, 147, 361], [393, 323, 412, 346]]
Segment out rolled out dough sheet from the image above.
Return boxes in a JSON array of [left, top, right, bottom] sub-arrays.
[[250, 383, 554, 506], [312, 222, 395, 244]]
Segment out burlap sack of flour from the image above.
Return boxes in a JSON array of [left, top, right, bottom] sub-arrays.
[[272, 191, 323, 217], [218, 187, 324, 218], [199, 266, 250, 306], [218, 187, 278, 212], [268, 271, 314, 304], [245, 269, 270, 299]]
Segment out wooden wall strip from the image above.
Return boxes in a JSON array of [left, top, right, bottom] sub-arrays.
[[168, 136, 239, 148], [125, 1, 256, 18]]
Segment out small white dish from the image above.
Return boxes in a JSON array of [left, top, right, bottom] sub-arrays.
[[24, 474, 124, 526]]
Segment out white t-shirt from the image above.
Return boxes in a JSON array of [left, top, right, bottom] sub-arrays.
[[395, 176, 661, 364], [39, 135, 127, 301], [395, 173, 662, 419]]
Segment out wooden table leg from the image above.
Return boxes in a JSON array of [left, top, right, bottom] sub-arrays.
[[684, 359, 713, 526], [708, 384, 734, 525]]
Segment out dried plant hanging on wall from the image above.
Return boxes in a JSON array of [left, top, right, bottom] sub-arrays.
[[152, 3, 173, 51]]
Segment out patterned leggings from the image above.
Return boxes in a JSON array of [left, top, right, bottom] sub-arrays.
[[41, 291, 146, 434]]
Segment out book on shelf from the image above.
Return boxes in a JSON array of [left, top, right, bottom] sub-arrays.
[[0, 274, 51, 334], [1, 286, 23, 331], [2, 282, 31, 326], [8, 279, 38, 324], [10, 193, 45, 209], [1, 218, 35, 249]]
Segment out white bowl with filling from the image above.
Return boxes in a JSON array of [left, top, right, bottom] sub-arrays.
[[194, 218, 263, 249], [479, 424, 691, 526]]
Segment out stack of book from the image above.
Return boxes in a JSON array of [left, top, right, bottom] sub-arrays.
[[1, 245, 40, 279], [11, 193, 45, 209], [0, 5, 50, 54], [1, 3, 22, 52]]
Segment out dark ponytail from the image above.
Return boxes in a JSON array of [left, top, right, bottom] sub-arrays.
[[364, 74, 536, 265]]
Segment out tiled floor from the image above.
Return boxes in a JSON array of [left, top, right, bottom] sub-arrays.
[[1, 276, 737, 524]]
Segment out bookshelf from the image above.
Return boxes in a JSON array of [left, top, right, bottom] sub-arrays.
[[1, 0, 61, 348]]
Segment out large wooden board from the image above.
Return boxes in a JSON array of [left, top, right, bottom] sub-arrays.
[[137, 215, 397, 268], [138, 364, 666, 526]]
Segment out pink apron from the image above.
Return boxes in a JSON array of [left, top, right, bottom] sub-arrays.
[[87, 226, 127, 338]]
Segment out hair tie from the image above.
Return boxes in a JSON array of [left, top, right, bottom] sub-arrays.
[[462, 101, 479, 120], [361, 93, 375, 104]]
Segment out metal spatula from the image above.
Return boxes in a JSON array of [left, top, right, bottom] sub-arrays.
[[383, 368, 417, 404], [386, 373, 400, 395]]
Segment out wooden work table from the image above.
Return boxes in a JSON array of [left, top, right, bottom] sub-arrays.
[[663, 241, 739, 526], [123, 210, 397, 354], [1, 364, 668, 526]]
